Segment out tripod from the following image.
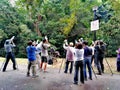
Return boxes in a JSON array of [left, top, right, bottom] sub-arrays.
[[58, 58, 64, 73], [104, 56, 113, 76], [104, 44, 113, 76]]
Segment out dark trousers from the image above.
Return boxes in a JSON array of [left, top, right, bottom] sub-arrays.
[[95, 55, 103, 74], [99, 56, 104, 73], [64, 60, 73, 73], [74, 61, 84, 84], [3, 52, 16, 71], [117, 58, 120, 72]]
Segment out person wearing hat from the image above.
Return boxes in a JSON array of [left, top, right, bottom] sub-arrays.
[[63, 41, 75, 74]]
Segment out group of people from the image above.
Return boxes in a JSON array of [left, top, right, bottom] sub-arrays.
[[63, 39, 106, 85], [1, 36, 51, 78], [26, 38, 50, 77], [1, 36, 120, 83]]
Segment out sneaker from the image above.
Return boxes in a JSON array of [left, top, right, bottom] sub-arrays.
[[2, 70, 6, 72], [64, 71, 67, 74], [96, 73, 102, 75], [32, 75, 39, 78], [26, 73, 30, 77], [73, 82, 78, 85], [84, 78, 87, 81], [89, 77, 92, 80]]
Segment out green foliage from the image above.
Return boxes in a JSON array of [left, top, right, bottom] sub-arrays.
[[100, 16, 120, 56], [0, 0, 120, 57]]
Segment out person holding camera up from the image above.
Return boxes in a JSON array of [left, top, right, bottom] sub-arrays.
[[26, 40, 38, 77], [63, 40, 75, 74], [40, 37, 50, 72], [2, 36, 17, 72]]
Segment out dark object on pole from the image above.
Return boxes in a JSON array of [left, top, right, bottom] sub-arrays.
[[93, 6, 98, 41], [104, 57, 113, 76]]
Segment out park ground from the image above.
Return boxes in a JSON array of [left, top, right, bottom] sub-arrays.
[[0, 57, 120, 90]]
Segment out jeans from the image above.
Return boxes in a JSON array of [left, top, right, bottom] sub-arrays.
[[74, 60, 84, 84], [83, 57, 92, 80], [64, 60, 74, 73], [95, 55, 103, 74], [3, 52, 16, 71]]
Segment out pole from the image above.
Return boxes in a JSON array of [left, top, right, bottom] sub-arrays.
[[93, 6, 98, 41]]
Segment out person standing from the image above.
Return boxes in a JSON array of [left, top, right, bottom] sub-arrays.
[[74, 43, 84, 85], [63, 42, 75, 74], [2, 36, 17, 72], [35, 41, 42, 69], [116, 47, 120, 72], [98, 41, 106, 73], [40, 39, 50, 72], [82, 41, 92, 80], [26, 41, 38, 77], [94, 40, 102, 75]]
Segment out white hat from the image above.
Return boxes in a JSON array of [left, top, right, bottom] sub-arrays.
[[69, 42, 73, 46]]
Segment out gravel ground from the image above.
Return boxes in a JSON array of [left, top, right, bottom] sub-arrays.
[[0, 62, 120, 90]]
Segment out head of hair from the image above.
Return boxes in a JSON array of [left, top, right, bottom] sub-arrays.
[[27, 41, 33, 46], [100, 41, 104, 45], [82, 41, 88, 45], [76, 43, 83, 49], [42, 39, 47, 43]]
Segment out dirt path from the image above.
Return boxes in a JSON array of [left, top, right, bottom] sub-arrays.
[[0, 62, 120, 90]]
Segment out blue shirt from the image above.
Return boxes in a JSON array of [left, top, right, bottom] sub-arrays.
[[84, 46, 92, 57], [26, 45, 36, 61]]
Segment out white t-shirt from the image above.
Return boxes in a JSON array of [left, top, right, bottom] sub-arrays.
[[74, 48, 84, 61], [41, 43, 50, 56]]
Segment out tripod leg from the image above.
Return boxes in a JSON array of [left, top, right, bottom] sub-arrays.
[[0, 60, 5, 71], [58, 58, 64, 73], [105, 58, 113, 76], [91, 65, 97, 79]]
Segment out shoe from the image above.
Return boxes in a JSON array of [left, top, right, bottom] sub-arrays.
[[84, 78, 87, 81], [2, 70, 5, 72], [81, 81, 84, 84], [13, 68, 17, 70], [89, 77, 92, 80], [26, 72, 30, 77], [64, 71, 67, 74], [43, 70, 48, 73], [73, 82, 78, 85], [32, 75, 39, 78], [96, 73, 102, 75]]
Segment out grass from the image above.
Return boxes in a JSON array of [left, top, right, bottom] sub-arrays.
[[0, 57, 119, 74]]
